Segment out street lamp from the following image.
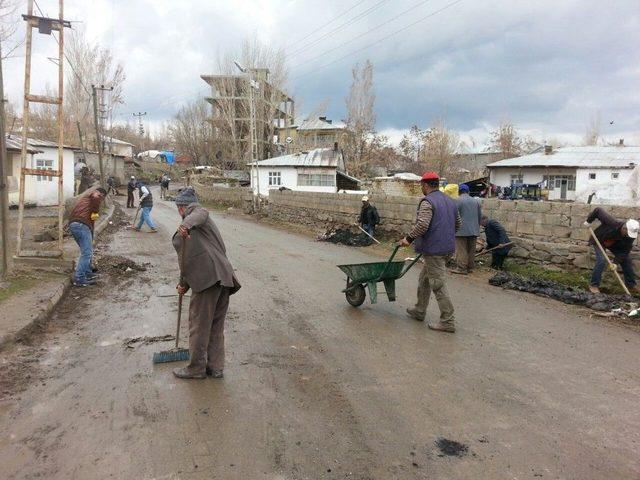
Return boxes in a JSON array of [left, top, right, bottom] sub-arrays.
[[234, 61, 260, 210]]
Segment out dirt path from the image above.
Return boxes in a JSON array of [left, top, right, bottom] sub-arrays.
[[1, 189, 639, 479]]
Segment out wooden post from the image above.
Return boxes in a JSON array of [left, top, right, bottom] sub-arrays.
[[0, 46, 9, 277], [16, 0, 35, 256], [56, 0, 65, 252], [92, 86, 105, 187]]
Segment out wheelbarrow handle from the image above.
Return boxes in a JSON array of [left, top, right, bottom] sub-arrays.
[[375, 245, 401, 281]]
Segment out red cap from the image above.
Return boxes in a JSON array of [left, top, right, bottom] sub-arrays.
[[421, 171, 439, 182]]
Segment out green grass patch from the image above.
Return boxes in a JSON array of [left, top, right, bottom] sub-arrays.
[[0, 276, 40, 303], [502, 260, 628, 295]]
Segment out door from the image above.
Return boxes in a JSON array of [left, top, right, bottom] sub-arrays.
[[560, 179, 568, 200]]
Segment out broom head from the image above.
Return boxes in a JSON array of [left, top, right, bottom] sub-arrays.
[[153, 348, 190, 364]]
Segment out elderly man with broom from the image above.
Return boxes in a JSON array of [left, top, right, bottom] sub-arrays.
[[166, 187, 241, 379]]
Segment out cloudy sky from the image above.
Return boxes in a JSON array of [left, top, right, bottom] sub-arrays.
[[4, 0, 640, 145]]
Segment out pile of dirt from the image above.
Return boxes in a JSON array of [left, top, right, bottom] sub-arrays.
[[435, 438, 468, 457], [94, 255, 148, 275], [318, 228, 373, 247], [489, 271, 635, 312]]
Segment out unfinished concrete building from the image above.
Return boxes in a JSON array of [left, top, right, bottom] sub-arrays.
[[201, 68, 295, 162]]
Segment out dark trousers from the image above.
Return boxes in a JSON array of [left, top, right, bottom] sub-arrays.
[[491, 251, 507, 269], [127, 191, 135, 208], [590, 246, 637, 287], [187, 284, 230, 374]]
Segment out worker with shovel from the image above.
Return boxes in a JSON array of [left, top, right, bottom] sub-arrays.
[[171, 187, 241, 379], [480, 216, 512, 270], [584, 207, 640, 295], [358, 196, 380, 237]]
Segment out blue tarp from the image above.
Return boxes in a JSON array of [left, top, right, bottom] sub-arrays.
[[162, 151, 175, 165]]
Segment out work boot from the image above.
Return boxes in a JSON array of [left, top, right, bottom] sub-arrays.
[[588, 285, 601, 294], [428, 321, 456, 333], [72, 279, 97, 287], [150, 228, 158, 233], [173, 367, 206, 379], [206, 367, 224, 379], [406, 308, 425, 322], [449, 267, 468, 275]]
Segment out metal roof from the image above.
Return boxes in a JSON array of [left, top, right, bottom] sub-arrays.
[[5, 135, 41, 153], [487, 146, 640, 169], [104, 136, 134, 146], [298, 117, 346, 131], [249, 148, 342, 167]]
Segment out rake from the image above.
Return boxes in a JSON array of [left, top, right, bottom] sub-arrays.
[[153, 236, 190, 363]]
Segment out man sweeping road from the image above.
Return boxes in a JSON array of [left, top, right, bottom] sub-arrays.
[[172, 187, 241, 379], [400, 172, 461, 333]]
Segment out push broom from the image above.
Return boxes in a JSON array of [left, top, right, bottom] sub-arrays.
[[153, 236, 190, 363]]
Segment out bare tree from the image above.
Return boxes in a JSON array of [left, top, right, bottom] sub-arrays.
[[0, 0, 22, 59], [344, 60, 376, 175], [65, 28, 126, 145], [168, 98, 215, 166], [422, 118, 460, 178], [399, 125, 426, 161], [583, 112, 601, 146], [490, 121, 526, 159]]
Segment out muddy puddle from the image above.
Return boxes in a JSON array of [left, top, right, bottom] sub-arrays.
[[435, 437, 469, 457]]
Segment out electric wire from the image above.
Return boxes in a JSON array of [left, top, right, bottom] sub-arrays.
[[292, 0, 464, 80]]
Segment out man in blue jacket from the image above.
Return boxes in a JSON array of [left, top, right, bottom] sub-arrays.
[[480, 216, 511, 270], [400, 172, 461, 333]]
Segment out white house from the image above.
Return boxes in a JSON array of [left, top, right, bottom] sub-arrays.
[[103, 137, 134, 157], [487, 144, 640, 204], [248, 147, 359, 196], [6, 135, 75, 206]]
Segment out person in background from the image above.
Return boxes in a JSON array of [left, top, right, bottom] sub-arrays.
[[358, 196, 380, 236], [584, 207, 640, 294], [400, 172, 461, 333], [160, 174, 171, 199], [135, 182, 158, 232], [68, 187, 107, 286], [127, 176, 137, 208], [74, 158, 87, 195], [172, 187, 241, 379], [452, 184, 481, 275], [106, 176, 117, 196], [480, 216, 512, 270]]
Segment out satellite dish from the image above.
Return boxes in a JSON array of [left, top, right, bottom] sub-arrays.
[[285, 137, 293, 144]]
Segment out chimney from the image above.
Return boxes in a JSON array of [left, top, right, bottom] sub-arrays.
[[544, 145, 553, 155], [619, 138, 624, 146]]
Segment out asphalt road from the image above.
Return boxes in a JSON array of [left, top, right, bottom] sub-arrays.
[[1, 191, 639, 479]]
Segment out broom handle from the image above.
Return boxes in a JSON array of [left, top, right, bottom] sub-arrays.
[[589, 227, 631, 296], [176, 235, 187, 348]]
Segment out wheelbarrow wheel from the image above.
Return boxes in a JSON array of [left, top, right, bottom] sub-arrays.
[[346, 284, 366, 307]]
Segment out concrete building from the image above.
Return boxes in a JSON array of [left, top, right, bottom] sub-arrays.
[[201, 68, 294, 161], [5, 135, 75, 206], [487, 143, 640, 204], [75, 151, 126, 184], [103, 137, 134, 157], [248, 147, 359, 196], [276, 116, 351, 154]]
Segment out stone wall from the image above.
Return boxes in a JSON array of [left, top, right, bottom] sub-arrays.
[[192, 179, 253, 211], [267, 190, 640, 270]]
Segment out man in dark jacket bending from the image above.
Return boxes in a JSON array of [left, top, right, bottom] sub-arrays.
[[480, 216, 511, 270], [172, 187, 241, 379], [358, 196, 380, 236], [584, 207, 639, 294]]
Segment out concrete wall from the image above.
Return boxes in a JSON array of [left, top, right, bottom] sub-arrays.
[[192, 178, 253, 211], [266, 190, 640, 270]]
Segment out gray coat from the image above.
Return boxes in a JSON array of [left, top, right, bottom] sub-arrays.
[[172, 204, 241, 294], [455, 193, 481, 237]]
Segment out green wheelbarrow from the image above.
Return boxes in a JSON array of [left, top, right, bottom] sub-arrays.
[[337, 245, 423, 307]]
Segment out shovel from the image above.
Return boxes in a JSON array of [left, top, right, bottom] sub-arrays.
[[153, 236, 190, 363], [355, 224, 381, 244], [588, 227, 631, 296]]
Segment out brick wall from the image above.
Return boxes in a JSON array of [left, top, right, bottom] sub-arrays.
[[267, 191, 640, 270]]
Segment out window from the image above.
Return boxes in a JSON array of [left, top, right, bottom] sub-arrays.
[[611, 172, 619, 180], [543, 174, 575, 191], [36, 159, 54, 182], [298, 172, 336, 187], [510, 174, 523, 185], [589, 173, 596, 180], [268, 171, 282, 186]]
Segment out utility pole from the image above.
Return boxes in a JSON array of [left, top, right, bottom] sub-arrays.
[[92, 84, 112, 186], [132, 111, 146, 152], [0, 46, 9, 277]]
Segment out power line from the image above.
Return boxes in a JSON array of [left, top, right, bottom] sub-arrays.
[[292, 0, 464, 80], [292, 0, 435, 70], [286, 0, 369, 49], [289, 0, 390, 58]]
